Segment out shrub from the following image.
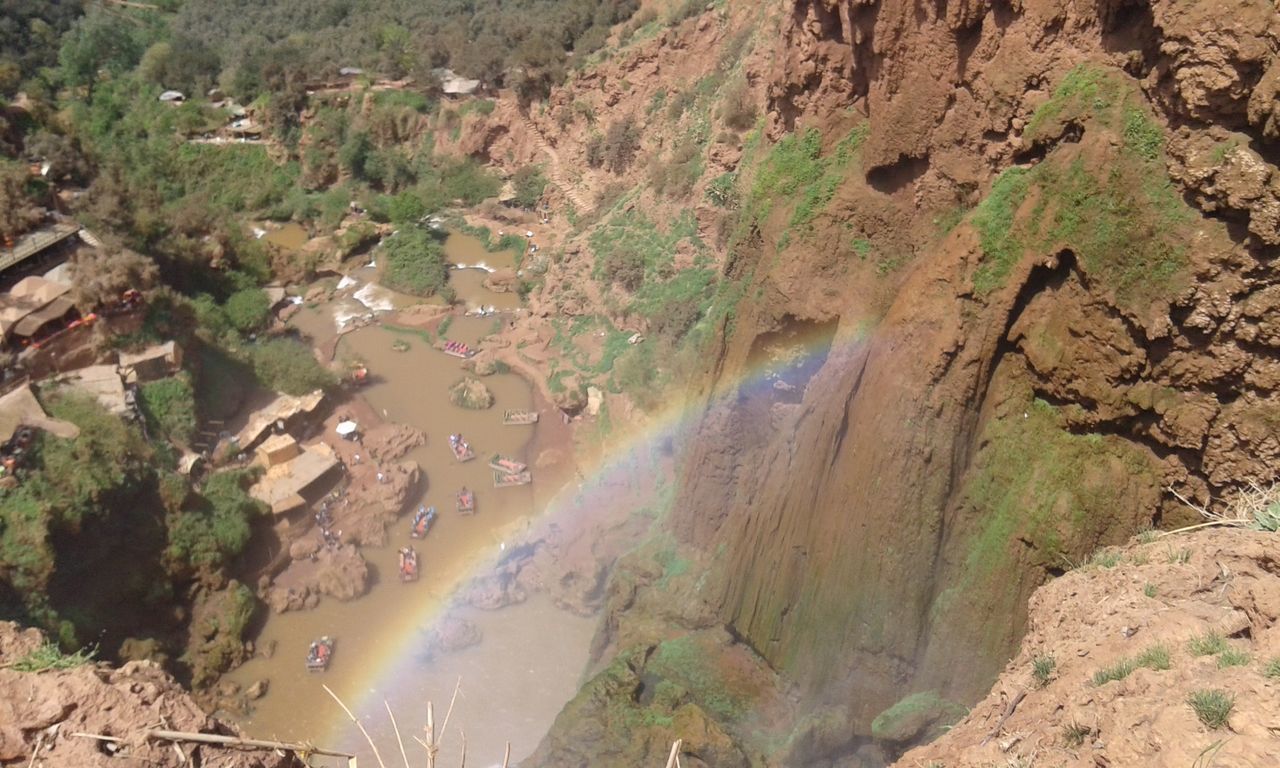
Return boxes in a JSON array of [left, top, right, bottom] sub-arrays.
[[1031, 655, 1055, 687], [1188, 689, 1234, 729], [511, 165, 547, 208], [1187, 631, 1228, 657], [1264, 657, 1280, 678], [249, 338, 336, 395], [719, 76, 756, 131], [602, 117, 641, 173], [600, 248, 645, 291], [138, 376, 197, 443], [381, 227, 449, 298], [1091, 658, 1135, 686], [166, 469, 265, 571], [223, 287, 271, 333], [1143, 583, 1157, 598], [1062, 720, 1092, 748], [6, 642, 96, 671], [1136, 644, 1171, 671], [1216, 648, 1249, 669]]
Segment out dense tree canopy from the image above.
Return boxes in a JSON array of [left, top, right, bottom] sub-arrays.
[[173, 0, 639, 99]]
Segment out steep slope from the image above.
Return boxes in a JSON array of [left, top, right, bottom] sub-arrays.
[[522, 0, 1279, 764], [672, 0, 1278, 719], [897, 528, 1280, 767], [0, 622, 304, 767]]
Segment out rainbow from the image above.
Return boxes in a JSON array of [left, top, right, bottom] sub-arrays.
[[311, 318, 851, 764]]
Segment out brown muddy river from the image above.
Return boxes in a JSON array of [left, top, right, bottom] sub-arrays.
[[225, 235, 591, 766]]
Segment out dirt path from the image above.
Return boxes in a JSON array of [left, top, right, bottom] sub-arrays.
[[518, 112, 594, 214]]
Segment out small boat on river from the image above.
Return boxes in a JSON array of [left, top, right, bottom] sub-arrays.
[[449, 434, 475, 462], [410, 505, 437, 538], [307, 636, 334, 672], [503, 409, 539, 425], [457, 487, 476, 514], [493, 469, 532, 488], [488, 454, 527, 474], [398, 547, 419, 582], [436, 339, 474, 359]]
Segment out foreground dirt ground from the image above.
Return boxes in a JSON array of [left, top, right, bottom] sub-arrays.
[[897, 529, 1280, 768]]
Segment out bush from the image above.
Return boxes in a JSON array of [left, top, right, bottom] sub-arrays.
[[223, 288, 271, 333], [1216, 648, 1249, 669], [249, 338, 336, 395], [1187, 631, 1228, 657], [7, 642, 96, 671], [1135, 643, 1171, 671], [166, 470, 265, 571], [1031, 655, 1055, 687], [603, 117, 641, 173], [1091, 658, 1135, 686], [719, 76, 756, 131], [381, 228, 449, 298], [600, 248, 645, 292], [511, 165, 547, 208], [1188, 689, 1234, 729], [138, 376, 197, 444]]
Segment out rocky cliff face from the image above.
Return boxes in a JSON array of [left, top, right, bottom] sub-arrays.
[[690, 0, 1277, 748], [526, 0, 1279, 764], [672, 0, 1278, 735]]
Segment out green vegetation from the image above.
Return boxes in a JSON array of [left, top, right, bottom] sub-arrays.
[[1143, 583, 1157, 598], [932, 395, 1157, 654], [1032, 655, 1056, 687], [1062, 720, 1092, 748], [1088, 548, 1123, 568], [870, 691, 967, 743], [1188, 631, 1228, 657], [223, 288, 271, 334], [1216, 648, 1250, 669], [1264, 657, 1280, 678], [511, 165, 548, 209], [138, 376, 198, 444], [969, 66, 1190, 310], [1091, 658, 1136, 686], [648, 636, 752, 722], [1187, 690, 1234, 729], [248, 338, 337, 395], [739, 124, 869, 245], [380, 227, 450, 298], [165, 470, 265, 572], [1136, 643, 1172, 671], [4, 642, 96, 672]]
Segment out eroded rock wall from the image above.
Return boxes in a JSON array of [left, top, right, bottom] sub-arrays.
[[665, 0, 1278, 745]]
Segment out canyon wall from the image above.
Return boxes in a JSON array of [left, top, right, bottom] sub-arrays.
[[670, 0, 1278, 739]]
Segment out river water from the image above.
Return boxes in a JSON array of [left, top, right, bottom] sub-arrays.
[[223, 232, 592, 766]]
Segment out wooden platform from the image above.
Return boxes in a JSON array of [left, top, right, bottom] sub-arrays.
[[503, 409, 539, 425], [0, 222, 82, 274]]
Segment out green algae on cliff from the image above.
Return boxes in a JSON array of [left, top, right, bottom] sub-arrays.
[[971, 66, 1193, 310]]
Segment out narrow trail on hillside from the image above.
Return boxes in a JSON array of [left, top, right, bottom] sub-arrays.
[[519, 112, 594, 214]]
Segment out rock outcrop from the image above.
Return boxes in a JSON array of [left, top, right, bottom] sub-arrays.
[[0, 622, 304, 767], [898, 529, 1280, 767]]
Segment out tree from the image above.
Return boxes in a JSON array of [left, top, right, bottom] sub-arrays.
[[511, 165, 547, 208], [25, 130, 91, 183], [381, 227, 449, 298], [0, 161, 44, 243], [223, 288, 270, 334], [68, 243, 158, 308], [58, 11, 146, 93], [250, 337, 336, 395]]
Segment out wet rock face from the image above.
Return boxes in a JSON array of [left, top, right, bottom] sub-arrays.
[[633, 0, 1280, 752]]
